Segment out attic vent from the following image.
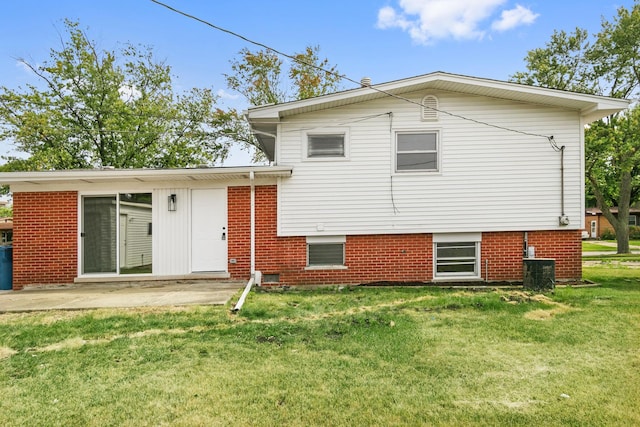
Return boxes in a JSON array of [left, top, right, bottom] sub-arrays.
[[421, 95, 439, 121]]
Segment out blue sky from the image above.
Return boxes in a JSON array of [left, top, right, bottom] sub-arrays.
[[0, 0, 635, 164]]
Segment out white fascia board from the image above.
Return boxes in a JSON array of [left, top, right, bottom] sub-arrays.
[[0, 166, 293, 186]]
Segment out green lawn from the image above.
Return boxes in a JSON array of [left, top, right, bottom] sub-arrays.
[[1, 268, 639, 426], [582, 241, 617, 252], [582, 240, 640, 251]]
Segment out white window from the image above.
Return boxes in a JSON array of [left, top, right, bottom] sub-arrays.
[[306, 236, 346, 268], [435, 242, 478, 276], [396, 131, 439, 172], [433, 233, 481, 279], [421, 95, 439, 121], [629, 215, 637, 226], [307, 134, 346, 158]]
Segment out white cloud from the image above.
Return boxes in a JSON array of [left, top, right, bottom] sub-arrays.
[[491, 4, 539, 31], [15, 60, 36, 75], [216, 89, 240, 100], [118, 84, 142, 102], [376, 0, 538, 44]]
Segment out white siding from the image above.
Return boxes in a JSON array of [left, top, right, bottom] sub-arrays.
[[119, 203, 152, 269], [153, 188, 190, 275], [277, 90, 583, 236]]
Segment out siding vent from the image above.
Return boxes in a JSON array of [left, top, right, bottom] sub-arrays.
[[262, 274, 280, 283], [421, 95, 439, 121]]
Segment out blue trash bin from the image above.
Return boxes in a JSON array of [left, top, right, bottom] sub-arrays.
[[0, 246, 13, 290]]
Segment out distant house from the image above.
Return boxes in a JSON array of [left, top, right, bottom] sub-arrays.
[[0, 218, 12, 244], [584, 207, 640, 239], [0, 72, 629, 290]]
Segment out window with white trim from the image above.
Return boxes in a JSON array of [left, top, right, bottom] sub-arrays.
[[396, 131, 439, 172], [307, 134, 345, 158], [433, 233, 481, 279], [629, 215, 637, 226], [435, 242, 479, 277], [306, 236, 346, 267]]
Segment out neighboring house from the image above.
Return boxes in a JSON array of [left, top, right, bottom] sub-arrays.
[[0, 72, 629, 290], [0, 218, 12, 244], [584, 207, 640, 239]]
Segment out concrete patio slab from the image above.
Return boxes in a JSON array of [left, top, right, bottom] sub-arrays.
[[0, 281, 245, 312]]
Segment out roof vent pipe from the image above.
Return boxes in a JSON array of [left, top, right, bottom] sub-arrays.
[[360, 77, 372, 87]]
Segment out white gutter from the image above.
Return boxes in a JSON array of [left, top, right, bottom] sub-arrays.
[[250, 170, 256, 276]]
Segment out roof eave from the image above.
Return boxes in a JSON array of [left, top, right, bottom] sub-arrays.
[[0, 165, 293, 186], [246, 72, 630, 123]]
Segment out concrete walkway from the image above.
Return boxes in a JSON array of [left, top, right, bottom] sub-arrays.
[[0, 281, 245, 312]]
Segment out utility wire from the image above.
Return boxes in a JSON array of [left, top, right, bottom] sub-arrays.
[[150, 0, 555, 143]]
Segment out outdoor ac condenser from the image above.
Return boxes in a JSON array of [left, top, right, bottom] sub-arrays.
[[523, 259, 556, 291]]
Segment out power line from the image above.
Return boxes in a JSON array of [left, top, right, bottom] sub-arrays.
[[150, 0, 555, 143]]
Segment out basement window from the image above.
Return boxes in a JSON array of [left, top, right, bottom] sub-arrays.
[[306, 236, 346, 268], [433, 233, 481, 279]]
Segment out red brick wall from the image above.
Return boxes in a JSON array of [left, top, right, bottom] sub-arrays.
[[528, 230, 582, 280], [13, 191, 78, 289], [227, 186, 251, 278], [229, 185, 583, 285], [481, 232, 525, 281]]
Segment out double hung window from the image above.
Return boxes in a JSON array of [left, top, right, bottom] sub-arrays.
[[396, 131, 439, 172]]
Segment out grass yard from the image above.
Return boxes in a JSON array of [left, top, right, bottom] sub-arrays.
[[582, 241, 617, 252], [1, 268, 639, 426], [583, 240, 640, 252]]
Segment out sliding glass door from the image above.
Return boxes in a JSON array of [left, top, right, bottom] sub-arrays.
[[82, 196, 117, 274], [81, 194, 152, 275]]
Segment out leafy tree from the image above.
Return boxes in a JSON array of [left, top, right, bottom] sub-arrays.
[[0, 20, 231, 172], [511, 3, 640, 253], [224, 45, 342, 161]]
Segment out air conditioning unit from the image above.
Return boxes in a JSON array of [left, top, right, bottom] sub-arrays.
[[523, 259, 555, 291]]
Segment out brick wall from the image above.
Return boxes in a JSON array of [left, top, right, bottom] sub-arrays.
[[528, 229, 582, 280], [228, 185, 583, 285], [481, 232, 525, 281], [13, 191, 78, 289]]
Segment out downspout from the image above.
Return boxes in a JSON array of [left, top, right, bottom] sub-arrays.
[[233, 170, 258, 312], [250, 170, 256, 277], [558, 146, 570, 226]]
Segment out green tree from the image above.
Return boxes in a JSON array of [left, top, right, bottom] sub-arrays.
[[511, 4, 640, 253], [0, 20, 231, 172], [224, 45, 342, 161]]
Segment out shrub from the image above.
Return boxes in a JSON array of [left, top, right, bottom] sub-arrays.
[[601, 229, 616, 240], [630, 226, 640, 240]]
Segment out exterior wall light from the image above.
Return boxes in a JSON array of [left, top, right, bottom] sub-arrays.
[[168, 194, 177, 211]]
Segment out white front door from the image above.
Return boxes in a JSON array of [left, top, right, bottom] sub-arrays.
[[590, 220, 597, 238], [191, 188, 227, 272]]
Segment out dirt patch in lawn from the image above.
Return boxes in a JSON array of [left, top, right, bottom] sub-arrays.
[[583, 260, 640, 268], [0, 346, 17, 359], [500, 291, 574, 320]]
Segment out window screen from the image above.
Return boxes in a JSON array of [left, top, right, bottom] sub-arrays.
[[396, 132, 438, 171], [308, 243, 345, 266], [308, 134, 345, 157], [435, 242, 477, 276]]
